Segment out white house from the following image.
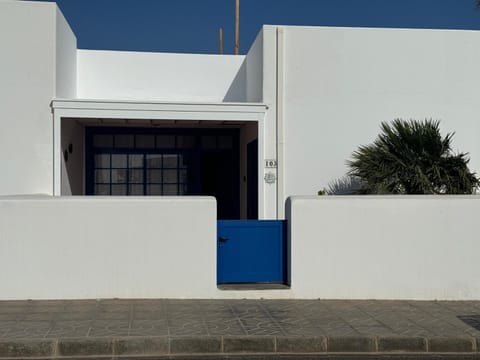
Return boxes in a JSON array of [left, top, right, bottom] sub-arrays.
[[1, 0, 480, 300]]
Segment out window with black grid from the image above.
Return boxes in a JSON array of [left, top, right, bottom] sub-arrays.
[[87, 129, 237, 200], [93, 153, 191, 196]]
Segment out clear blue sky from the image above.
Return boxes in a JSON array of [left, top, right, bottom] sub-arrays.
[[32, 0, 480, 54]]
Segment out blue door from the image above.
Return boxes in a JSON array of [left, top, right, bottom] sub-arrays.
[[217, 220, 287, 284]]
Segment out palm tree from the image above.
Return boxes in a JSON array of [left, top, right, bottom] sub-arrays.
[[347, 119, 479, 194], [326, 175, 365, 195]]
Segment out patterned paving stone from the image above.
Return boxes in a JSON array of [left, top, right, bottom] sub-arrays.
[[354, 301, 440, 337], [44, 329, 90, 339], [2, 326, 50, 340], [206, 320, 246, 336], [88, 327, 130, 337], [0, 299, 479, 343], [169, 322, 209, 336], [353, 326, 398, 337]]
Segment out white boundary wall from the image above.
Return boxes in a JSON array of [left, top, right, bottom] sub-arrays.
[[1, 196, 480, 300], [0, 196, 217, 300], [287, 196, 480, 300]]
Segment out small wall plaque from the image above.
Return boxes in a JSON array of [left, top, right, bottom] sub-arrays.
[[264, 172, 276, 184], [265, 159, 277, 168]]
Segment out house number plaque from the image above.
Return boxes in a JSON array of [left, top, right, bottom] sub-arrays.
[[265, 159, 277, 168]]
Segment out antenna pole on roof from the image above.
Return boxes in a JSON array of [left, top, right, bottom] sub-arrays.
[[234, 0, 240, 55], [219, 27, 223, 54]]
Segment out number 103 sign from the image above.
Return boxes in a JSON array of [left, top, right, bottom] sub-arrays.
[[265, 159, 277, 168]]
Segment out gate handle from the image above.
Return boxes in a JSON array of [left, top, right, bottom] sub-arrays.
[[218, 236, 229, 243]]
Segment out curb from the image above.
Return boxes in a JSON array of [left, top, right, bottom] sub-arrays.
[[0, 336, 478, 358]]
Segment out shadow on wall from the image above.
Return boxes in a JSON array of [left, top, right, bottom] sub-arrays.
[[61, 120, 84, 195], [223, 59, 246, 102]]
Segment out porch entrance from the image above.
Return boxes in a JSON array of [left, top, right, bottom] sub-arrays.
[[86, 127, 240, 219]]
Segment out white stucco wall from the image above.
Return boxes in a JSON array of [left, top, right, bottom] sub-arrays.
[[55, 7, 77, 98], [0, 1, 55, 195], [287, 196, 480, 300], [246, 29, 263, 103], [2, 195, 479, 300], [281, 26, 480, 198], [0, 1, 76, 196], [77, 50, 247, 102], [0, 196, 293, 300], [0, 197, 218, 300], [260, 26, 280, 219]]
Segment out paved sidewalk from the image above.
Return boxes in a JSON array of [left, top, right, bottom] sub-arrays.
[[0, 299, 480, 358]]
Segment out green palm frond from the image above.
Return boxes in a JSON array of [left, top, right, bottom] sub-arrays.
[[347, 119, 479, 194]]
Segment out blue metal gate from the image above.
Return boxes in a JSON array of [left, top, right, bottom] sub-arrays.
[[217, 220, 287, 284]]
